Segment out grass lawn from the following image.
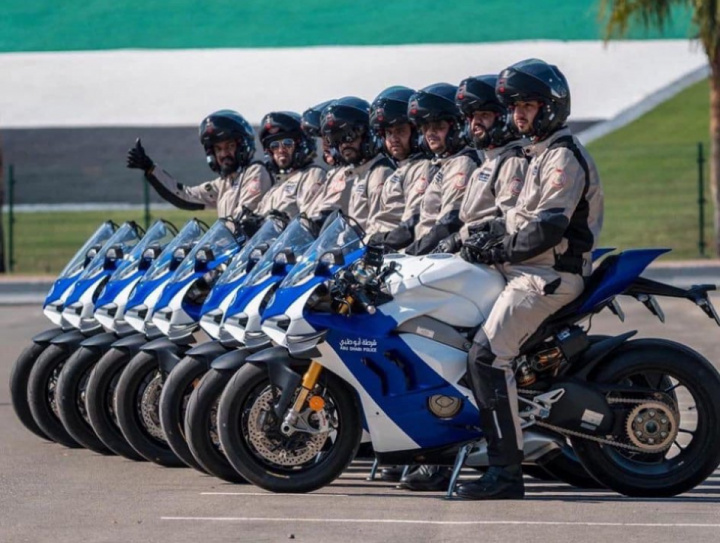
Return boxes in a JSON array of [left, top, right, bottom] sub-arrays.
[[1, 78, 716, 274]]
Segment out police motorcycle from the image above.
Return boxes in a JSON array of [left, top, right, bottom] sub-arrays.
[[84, 218, 208, 461], [181, 214, 324, 482], [10, 221, 117, 442], [25, 221, 146, 449], [55, 220, 178, 455], [216, 232, 720, 497], [158, 213, 289, 474], [112, 217, 250, 466]]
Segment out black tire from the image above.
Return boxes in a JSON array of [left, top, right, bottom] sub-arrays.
[[56, 346, 113, 455], [10, 341, 53, 441], [571, 339, 720, 497], [521, 464, 557, 482], [27, 344, 82, 448], [539, 446, 604, 489], [185, 368, 248, 484], [115, 351, 184, 467], [158, 355, 211, 472], [85, 348, 145, 461], [218, 363, 362, 492]]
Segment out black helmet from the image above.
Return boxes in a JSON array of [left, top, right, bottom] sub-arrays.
[[301, 100, 334, 138], [259, 111, 315, 172], [456, 75, 515, 149], [370, 86, 419, 158], [320, 96, 377, 165], [496, 59, 570, 142], [199, 110, 256, 173], [407, 83, 465, 155]]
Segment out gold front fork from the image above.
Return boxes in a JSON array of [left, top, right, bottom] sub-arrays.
[[291, 360, 324, 412]]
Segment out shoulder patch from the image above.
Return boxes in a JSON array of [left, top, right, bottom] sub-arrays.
[[510, 177, 523, 195], [329, 173, 346, 194], [415, 177, 428, 194], [551, 168, 566, 189], [246, 177, 261, 195], [453, 172, 468, 190]]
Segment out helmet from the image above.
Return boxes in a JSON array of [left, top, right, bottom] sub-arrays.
[[370, 86, 420, 158], [199, 110, 256, 173], [301, 100, 334, 138], [320, 96, 377, 165], [456, 75, 515, 149], [407, 83, 465, 155], [259, 111, 315, 172], [496, 59, 571, 142]]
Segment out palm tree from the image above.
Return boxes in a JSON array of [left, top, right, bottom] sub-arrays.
[[601, 0, 720, 255]]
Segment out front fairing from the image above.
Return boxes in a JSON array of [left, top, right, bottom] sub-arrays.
[[95, 220, 178, 332], [43, 221, 117, 325], [62, 222, 144, 332]]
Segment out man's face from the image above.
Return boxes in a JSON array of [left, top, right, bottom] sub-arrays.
[[470, 111, 497, 141], [512, 101, 541, 135], [268, 138, 295, 169], [213, 140, 238, 175], [322, 137, 335, 166], [384, 123, 412, 161], [421, 120, 450, 154]]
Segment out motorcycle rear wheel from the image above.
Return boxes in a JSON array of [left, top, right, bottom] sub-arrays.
[[218, 363, 362, 493]]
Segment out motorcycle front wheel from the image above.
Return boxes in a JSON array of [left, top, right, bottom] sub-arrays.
[[10, 341, 53, 441], [218, 363, 362, 493], [571, 340, 720, 497]]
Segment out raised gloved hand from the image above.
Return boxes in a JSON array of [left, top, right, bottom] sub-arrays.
[[431, 233, 462, 254], [126, 138, 154, 172], [460, 231, 507, 265]]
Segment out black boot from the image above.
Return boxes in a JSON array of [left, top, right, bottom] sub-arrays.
[[456, 465, 525, 500], [398, 465, 451, 491], [379, 465, 405, 482]]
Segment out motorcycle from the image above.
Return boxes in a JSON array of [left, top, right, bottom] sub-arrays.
[[182, 214, 321, 482], [10, 221, 117, 441], [54, 220, 178, 454], [158, 213, 289, 474], [25, 221, 145, 448], [217, 238, 720, 497], [84, 218, 208, 461]]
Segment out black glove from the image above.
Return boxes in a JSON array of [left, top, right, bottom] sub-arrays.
[[239, 207, 264, 238], [126, 138, 154, 172], [431, 233, 462, 254], [467, 217, 506, 238], [460, 232, 507, 265]]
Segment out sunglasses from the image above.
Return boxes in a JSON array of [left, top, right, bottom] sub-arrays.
[[268, 138, 295, 150], [327, 128, 362, 145]]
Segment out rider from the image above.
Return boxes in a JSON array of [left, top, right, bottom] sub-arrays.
[[254, 111, 326, 218], [401, 83, 481, 255], [364, 86, 432, 239], [306, 97, 394, 231], [301, 100, 336, 169], [126, 110, 272, 218], [432, 75, 529, 254], [456, 59, 604, 500]]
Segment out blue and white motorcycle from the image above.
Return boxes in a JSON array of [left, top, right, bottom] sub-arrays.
[[112, 217, 248, 466], [24, 221, 146, 448], [55, 219, 179, 455], [84, 218, 208, 461], [10, 221, 118, 442], [217, 235, 720, 497]]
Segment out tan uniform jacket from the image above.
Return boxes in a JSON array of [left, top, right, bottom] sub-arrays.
[[366, 156, 432, 237], [503, 127, 604, 279], [256, 165, 326, 218], [414, 150, 480, 239], [147, 162, 272, 218], [459, 143, 528, 241], [347, 155, 395, 232]]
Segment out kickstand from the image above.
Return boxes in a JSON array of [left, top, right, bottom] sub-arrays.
[[367, 457, 379, 481], [446, 443, 473, 499]]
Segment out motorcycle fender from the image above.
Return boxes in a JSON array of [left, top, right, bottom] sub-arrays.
[[50, 329, 90, 348], [571, 331, 637, 380], [210, 346, 254, 371], [110, 333, 151, 355], [140, 337, 188, 373], [32, 327, 64, 345], [79, 332, 119, 351], [246, 346, 309, 417], [544, 380, 615, 435], [186, 340, 230, 359]]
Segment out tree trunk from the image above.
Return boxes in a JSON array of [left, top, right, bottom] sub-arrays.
[[710, 50, 720, 257]]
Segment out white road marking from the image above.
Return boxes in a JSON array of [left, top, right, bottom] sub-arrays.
[[161, 517, 720, 528]]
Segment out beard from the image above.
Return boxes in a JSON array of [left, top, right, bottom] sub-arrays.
[[219, 157, 239, 177]]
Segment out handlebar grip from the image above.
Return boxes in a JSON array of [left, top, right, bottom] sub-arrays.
[[354, 289, 376, 315]]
